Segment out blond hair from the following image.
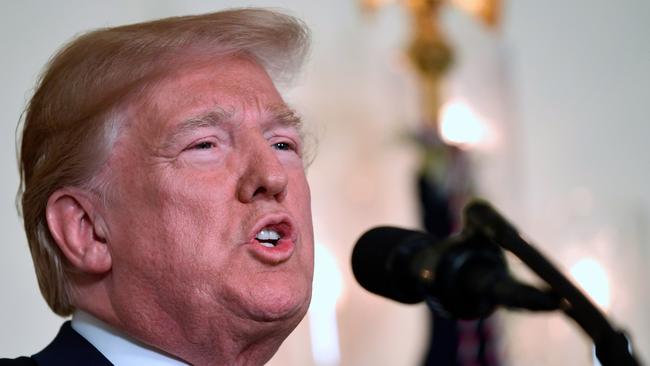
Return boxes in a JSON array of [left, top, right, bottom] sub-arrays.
[[17, 8, 310, 316]]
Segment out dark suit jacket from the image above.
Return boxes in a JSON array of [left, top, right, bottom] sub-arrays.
[[0, 321, 112, 365]]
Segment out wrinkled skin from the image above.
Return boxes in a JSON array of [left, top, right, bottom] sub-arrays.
[[91, 55, 314, 365]]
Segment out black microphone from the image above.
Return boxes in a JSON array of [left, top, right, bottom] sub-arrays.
[[351, 226, 560, 319]]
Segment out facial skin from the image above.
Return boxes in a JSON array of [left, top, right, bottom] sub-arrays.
[[72, 56, 314, 365]]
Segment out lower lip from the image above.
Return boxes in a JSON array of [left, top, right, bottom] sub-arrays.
[[247, 238, 295, 265]]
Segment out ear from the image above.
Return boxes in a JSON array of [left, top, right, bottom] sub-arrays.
[[46, 188, 112, 274]]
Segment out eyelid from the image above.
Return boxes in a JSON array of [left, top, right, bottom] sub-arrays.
[[191, 141, 216, 150], [272, 141, 296, 151], [183, 136, 220, 152], [269, 135, 302, 153]]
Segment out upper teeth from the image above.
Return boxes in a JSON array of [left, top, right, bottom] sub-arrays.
[[256, 228, 281, 242]]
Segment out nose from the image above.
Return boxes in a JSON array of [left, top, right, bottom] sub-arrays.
[[237, 142, 289, 203]]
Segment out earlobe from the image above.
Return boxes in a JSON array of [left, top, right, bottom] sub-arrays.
[[46, 189, 112, 274]]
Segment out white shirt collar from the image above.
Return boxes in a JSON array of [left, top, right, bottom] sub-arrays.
[[71, 310, 189, 366]]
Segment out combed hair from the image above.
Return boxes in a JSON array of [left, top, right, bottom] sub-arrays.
[[17, 8, 310, 316]]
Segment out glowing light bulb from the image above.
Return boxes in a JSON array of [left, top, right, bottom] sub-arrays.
[[438, 99, 488, 148], [570, 258, 611, 311]]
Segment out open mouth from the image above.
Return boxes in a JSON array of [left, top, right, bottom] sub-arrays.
[[248, 219, 295, 264], [255, 227, 282, 248]]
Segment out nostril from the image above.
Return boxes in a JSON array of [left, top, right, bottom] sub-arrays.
[[251, 186, 286, 201]]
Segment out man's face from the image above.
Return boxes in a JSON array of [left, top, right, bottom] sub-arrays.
[[100, 56, 314, 343]]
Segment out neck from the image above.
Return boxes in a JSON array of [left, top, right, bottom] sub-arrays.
[[73, 296, 297, 365], [130, 310, 297, 366], [71, 310, 189, 365], [70, 273, 304, 365]]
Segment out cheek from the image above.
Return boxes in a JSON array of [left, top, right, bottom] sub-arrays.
[[108, 188, 234, 298], [290, 173, 314, 258], [292, 172, 312, 218], [108, 169, 227, 262], [154, 182, 233, 249]]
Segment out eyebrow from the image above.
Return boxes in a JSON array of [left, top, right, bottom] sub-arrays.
[[264, 104, 303, 132], [161, 108, 232, 150], [162, 104, 303, 150], [174, 108, 233, 136]]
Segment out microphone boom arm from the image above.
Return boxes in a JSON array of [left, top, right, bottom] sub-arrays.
[[464, 200, 641, 366]]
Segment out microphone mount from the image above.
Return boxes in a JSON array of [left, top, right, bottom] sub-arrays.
[[418, 228, 560, 319], [463, 200, 641, 366]]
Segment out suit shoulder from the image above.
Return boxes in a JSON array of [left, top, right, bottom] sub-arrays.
[[0, 357, 37, 366], [32, 322, 112, 366]]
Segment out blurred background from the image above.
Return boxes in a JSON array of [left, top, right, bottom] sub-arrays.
[[1, 1, 648, 365]]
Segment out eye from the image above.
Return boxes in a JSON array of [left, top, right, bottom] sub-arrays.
[[191, 141, 216, 150], [272, 141, 296, 152]]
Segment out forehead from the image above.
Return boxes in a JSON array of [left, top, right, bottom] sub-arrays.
[[130, 55, 287, 135]]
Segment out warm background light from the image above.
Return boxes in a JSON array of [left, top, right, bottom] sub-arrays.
[[438, 99, 488, 148], [570, 258, 611, 312], [309, 243, 343, 366]]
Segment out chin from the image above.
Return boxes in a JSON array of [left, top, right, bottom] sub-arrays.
[[255, 288, 311, 324], [239, 278, 312, 326]]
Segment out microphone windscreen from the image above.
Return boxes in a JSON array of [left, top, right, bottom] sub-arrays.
[[351, 226, 432, 304]]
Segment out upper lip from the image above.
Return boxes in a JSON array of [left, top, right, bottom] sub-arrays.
[[248, 212, 296, 244]]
